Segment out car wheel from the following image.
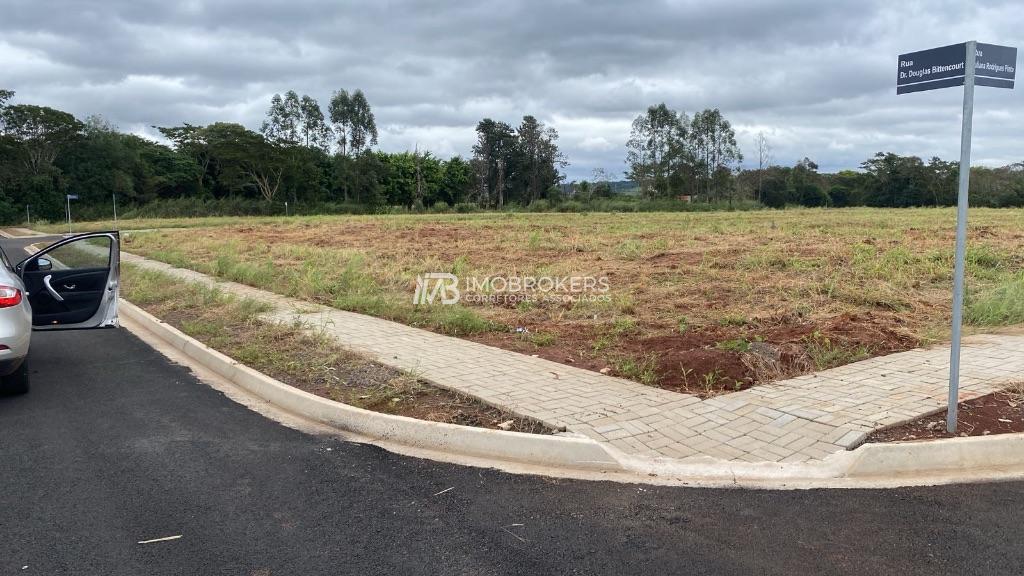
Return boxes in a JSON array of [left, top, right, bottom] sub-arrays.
[[2, 358, 29, 395]]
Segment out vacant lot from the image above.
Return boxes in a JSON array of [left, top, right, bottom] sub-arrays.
[[99, 208, 1023, 394]]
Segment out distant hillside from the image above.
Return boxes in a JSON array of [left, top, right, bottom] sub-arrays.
[[561, 180, 640, 196], [607, 180, 641, 195]]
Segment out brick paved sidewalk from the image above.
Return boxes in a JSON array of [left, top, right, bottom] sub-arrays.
[[122, 252, 1024, 464]]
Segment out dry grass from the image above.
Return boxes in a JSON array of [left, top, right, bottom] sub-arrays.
[[1008, 381, 1024, 404], [105, 208, 1024, 393], [122, 264, 552, 433]]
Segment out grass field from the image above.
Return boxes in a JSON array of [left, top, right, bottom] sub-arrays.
[[61, 208, 1024, 395]]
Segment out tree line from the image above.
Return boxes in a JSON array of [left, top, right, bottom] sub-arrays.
[[581, 101, 1024, 209], [0, 88, 567, 221], [732, 153, 1024, 209], [1, 87, 1023, 224]]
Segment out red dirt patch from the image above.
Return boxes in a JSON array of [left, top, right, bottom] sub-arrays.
[[470, 331, 611, 375], [471, 312, 919, 397], [867, 390, 1024, 442], [634, 313, 916, 395]]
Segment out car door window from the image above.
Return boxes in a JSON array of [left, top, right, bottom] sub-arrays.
[[31, 237, 111, 271], [21, 233, 120, 329]]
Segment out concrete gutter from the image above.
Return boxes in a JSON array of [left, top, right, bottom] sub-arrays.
[[120, 298, 1024, 489], [119, 300, 624, 472]]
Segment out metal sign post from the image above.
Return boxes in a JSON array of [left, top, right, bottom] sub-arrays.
[[113, 193, 118, 225], [947, 41, 976, 434], [66, 193, 78, 234], [897, 40, 1017, 433]]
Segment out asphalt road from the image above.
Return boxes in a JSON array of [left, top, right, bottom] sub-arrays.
[[0, 233, 64, 262], [1, 238, 1023, 575]]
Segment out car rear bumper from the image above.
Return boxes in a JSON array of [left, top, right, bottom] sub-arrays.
[[0, 353, 26, 376], [0, 300, 31, 376]]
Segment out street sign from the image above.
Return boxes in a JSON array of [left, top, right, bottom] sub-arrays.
[[66, 194, 78, 233], [897, 41, 1017, 434], [897, 42, 1017, 94]]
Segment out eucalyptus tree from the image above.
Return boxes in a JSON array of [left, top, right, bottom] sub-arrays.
[[261, 91, 302, 145], [625, 103, 689, 198], [472, 118, 515, 207], [329, 89, 378, 156], [515, 115, 565, 204], [690, 108, 742, 200], [348, 90, 378, 154], [754, 131, 773, 202], [329, 89, 351, 155], [299, 95, 332, 151]]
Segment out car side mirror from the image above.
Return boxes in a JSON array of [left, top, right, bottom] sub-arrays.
[[36, 257, 52, 272]]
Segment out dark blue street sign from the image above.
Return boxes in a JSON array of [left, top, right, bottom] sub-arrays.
[[975, 43, 1017, 89], [66, 194, 79, 200], [897, 42, 967, 94], [897, 42, 1016, 94]]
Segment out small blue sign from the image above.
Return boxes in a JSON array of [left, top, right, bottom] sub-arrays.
[[66, 194, 79, 200]]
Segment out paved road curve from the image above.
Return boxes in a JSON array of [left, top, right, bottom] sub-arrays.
[[0, 240, 1022, 574]]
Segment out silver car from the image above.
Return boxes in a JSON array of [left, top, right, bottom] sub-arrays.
[[0, 231, 120, 394]]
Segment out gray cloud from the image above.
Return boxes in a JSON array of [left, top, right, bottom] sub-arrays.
[[2, 0, 1021, 180]]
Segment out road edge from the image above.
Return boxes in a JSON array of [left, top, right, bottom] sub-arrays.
[[119, 298, 1024, 488], [119, 300, 626, 472]]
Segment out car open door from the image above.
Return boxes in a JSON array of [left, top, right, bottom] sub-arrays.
[[16, 232, 120, 330]]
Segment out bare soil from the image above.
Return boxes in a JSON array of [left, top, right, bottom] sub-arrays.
[[473, 311, 916, 395], [867, 390, 1024, 442]]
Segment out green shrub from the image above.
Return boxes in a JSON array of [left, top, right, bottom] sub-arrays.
[[527, 199, 551, 212]]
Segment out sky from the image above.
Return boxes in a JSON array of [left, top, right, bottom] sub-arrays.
[[1, 0, 1021, 181]]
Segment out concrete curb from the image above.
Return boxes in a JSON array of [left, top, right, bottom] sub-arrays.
[[845, 434, 1024, 479], [120, 297, 1024, 487], [119, 300, 626, 472]]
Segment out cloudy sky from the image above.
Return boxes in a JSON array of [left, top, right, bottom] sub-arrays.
[[2, 0, 1021, 180]]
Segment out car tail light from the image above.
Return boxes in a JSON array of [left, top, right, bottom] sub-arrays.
[[0, 286, 22, 308]]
